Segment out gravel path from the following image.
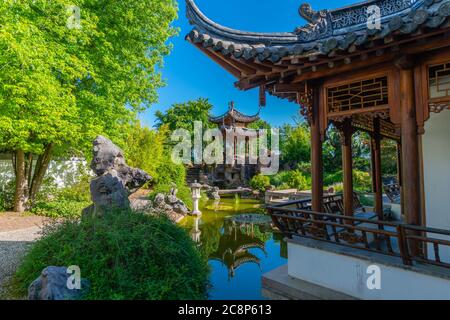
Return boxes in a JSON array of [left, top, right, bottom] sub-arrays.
[[0, 214, 46, 299]]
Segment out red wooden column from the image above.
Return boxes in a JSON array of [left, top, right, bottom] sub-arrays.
[[399, 68, 421, 227], [341, 118, 354, 217], [310, 83, 323, 212], [371, 117, 383, 220]]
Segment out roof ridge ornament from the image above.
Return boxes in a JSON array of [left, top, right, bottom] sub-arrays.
[[294, 3, 332, 41]]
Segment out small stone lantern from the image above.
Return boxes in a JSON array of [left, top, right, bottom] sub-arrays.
[[190, 180, 202, 216]]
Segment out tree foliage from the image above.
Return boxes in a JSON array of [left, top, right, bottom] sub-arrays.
[[154, 98, 214, 133], [0, 0, 178, 211], [279, 123, 311, 169], [122, 121, 166, 182]]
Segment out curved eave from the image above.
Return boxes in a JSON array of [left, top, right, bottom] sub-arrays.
[[186, 0, 450, 67], [186, 0, 299, 45], [209, 110, 260, 124]]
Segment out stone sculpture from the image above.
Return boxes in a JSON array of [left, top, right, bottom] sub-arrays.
[[83, 135, 152, 216]]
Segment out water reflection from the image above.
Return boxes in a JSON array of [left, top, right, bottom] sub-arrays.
[[209, 218, 268, 280], [183, 197, 287, 300]]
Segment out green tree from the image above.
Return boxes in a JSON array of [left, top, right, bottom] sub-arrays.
[[279, 123, 311, 169], [381, 139, 398, 176], [323, 126, 370, 175], [122, 121, 166, 182], [0, 0, 177, 211], [154, 98, 214, 133]]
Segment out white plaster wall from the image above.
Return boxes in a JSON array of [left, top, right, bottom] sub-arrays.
[[0, 158, 89, 188], [422, 111, 450, 263], [288, 242, 450, 300]]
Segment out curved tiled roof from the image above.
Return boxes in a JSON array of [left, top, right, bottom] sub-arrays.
[[186, 0, 450, 64], [209, 103, 260, 124]]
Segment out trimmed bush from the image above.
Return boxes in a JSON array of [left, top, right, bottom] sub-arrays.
[[249, 174, 271, 192], [11, 211, 209, 300]]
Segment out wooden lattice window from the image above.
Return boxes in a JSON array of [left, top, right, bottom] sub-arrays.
[[327, 76, 389, 114], [429, 62, 450, 100]]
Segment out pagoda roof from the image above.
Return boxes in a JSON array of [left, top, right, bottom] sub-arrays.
[[209, 102, 260, 124], [186, 0, 449, 65]]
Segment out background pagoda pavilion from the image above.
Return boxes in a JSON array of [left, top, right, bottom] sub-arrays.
[[187, 102, 262, 187]]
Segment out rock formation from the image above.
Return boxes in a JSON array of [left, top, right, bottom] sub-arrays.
[[28, 266, 89, 300], [83, 135, 152, 216], [205, 185, 220, 200]]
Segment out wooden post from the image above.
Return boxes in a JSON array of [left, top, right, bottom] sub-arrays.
[[371, 117, 383, 220], [310, 83, 323, 212], [399, 68, 421, 227], [341, 118, 353, 217], [398, 63, 422, 256]]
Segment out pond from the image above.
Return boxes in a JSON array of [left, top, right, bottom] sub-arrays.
[[181, 197, 287, 300]]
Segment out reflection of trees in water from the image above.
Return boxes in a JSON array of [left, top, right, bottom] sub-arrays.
[[208, 218, 271, 280]]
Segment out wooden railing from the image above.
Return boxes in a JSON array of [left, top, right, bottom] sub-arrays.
[[267, 199, 450, 269]]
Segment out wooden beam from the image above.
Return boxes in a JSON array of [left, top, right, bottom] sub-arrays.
[[206, 48, 257, 76], [194, 44, 241, 78], [292, 53, 395, 84], [273, 83, 305, 93]]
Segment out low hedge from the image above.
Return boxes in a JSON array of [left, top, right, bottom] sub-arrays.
[[11, 210, 209, 300]]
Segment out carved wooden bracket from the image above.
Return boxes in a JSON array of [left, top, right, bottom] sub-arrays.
[[430, 102, 450, 113], [297, 88, 314, 123]]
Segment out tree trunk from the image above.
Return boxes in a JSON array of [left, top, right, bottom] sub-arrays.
[[13, 150, 29, 213], [29, 143, 54, 205]]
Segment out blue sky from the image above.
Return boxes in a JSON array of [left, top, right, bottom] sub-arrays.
[[140, 0, 356, 128]]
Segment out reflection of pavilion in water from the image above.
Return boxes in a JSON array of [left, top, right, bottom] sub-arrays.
[[208, 219, 268, 280]]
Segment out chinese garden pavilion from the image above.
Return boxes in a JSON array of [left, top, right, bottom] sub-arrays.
[[186, 0, 450, 299], [208, 102, 260, 187]]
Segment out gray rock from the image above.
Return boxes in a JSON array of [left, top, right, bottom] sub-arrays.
[[154, 193, 166, 207], [166, 194, 179, 205], [129, 198, 153, 212], [146, 192, 189, 216], [172, 203, 189, 215], [28, 266, 89, 300], [205, 185, 220, 200], [85, 136, 152, 216]]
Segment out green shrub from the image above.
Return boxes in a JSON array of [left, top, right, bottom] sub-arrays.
[[153, 154, 187, 187], [30, 171, 91, 218], [284, 170, 310, 191], [147, 156, 192, 208], [269, 171, 291, 188], [30, 199, 90, 218], [11, 211, 209, 300], [324, 170, 372, 192], [353, 170, 372, 192], [249, 174, 271, 192], [0, 180, 15, 211], [56, 172, 91, 203], [324, 170, 343, 186]]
